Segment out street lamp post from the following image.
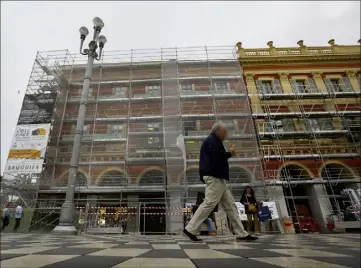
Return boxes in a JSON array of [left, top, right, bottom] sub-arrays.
[[53, 17, 107, 234]]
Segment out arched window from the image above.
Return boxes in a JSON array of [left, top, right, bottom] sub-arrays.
[[58, 171, 87, 187], [229, 166, 252, 184], [98, 170, 128, 186], [139, 170, 165, 185], [321, 163, 358, 212], [279, 165, 312, 181]]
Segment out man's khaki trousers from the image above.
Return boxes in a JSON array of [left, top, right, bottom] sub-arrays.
[[185, 176, 248, 237]]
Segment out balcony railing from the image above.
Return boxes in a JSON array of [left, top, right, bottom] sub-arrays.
[[67, 89, 246, 103], [58, 133, 126, 143], [238, 43, 360, 58], [251, 104, 361, 119], [262, 143, 359, 160], [246, 84, 359, 99], [53, 141, 359, 165]]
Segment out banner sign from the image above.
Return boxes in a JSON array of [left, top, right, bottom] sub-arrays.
[[235, 202, 248, 221], [18, 93, 57, 124], [8, 124, 51, 159], [3, 159, 44, 180], [261, 202, 279, 220]]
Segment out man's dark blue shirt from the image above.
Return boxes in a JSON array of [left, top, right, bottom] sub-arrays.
[[199, 133, 232, 183]]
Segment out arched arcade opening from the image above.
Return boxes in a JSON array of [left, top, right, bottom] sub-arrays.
[[57, 171, 88, 187], [229, 166, 253, 200], [279, 164, 315, 231], [138, 168, 166, 234], [321, 163, 359, 215], [97, 170, 128, 187]]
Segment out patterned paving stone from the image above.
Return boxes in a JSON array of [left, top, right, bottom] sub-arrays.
[[191, 258, 283, 268], [251, 256, 351, 268], [40, 256, 132, 268], [0, 233, 359, 268], [138, 249, 189, 258]]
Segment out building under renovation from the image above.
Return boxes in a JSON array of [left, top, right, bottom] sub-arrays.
[[2, 41, 360, 234], [2, 46, 264, 234], [238, 39, 361, 231]]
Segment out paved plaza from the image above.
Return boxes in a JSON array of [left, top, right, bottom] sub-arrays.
[[0, 233, 360, 268]]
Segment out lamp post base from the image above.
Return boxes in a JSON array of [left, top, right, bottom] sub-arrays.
[[53, 225, 77, 235], [53, 200, 77, 235]]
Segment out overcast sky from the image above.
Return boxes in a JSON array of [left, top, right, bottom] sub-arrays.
[[1, 1, 360, 174]]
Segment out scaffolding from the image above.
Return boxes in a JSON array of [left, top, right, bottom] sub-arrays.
[[26, 46, 264, 234], [247, 68, 361, 232], [3, 44, 360, 234], [1, 50, 74, 208]]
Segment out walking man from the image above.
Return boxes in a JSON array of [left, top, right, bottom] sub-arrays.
[[183, 122, 259, 242], [13, 203, 24, 232]]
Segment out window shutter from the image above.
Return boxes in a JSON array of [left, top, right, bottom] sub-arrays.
[[306, 78, 318, 93], [255, 80, 264, 94], [342, 77, 353, 92], [272, 79, 282, 93], [289, 79, 298, 93], [323, 78, 334, 93]]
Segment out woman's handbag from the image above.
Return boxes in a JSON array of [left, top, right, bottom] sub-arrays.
[[246, 196, 257, 213], [248, 203, 257, 213]]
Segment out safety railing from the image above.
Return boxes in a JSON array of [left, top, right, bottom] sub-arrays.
[[251, 103, 360, 118], [26, 198, 286, 235], [247, 84, 359, 98], [262, 143, 359, 160]]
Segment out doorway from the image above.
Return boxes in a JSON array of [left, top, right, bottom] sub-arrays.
[[283, 184, 315, 233], [139, 193, 166, 234], [140, 204, 166, 234]]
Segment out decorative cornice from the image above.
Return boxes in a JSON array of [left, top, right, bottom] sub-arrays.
[[311, 72, 323, 79], [238, 54, 361, 66], [244, 73, 255, 81], [278, 72, 289, 80], [345, 70, 357, 78]]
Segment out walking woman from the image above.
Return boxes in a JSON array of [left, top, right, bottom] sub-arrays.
[[240, 186, 260, 235]]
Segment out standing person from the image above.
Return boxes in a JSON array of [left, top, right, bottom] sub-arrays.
[[13, 203, 24, 232], [1, 203, 12, 232], [183, 122, 258, 242], [240, 186, 260, 235]]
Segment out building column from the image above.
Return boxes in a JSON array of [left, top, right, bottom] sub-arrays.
[[345, 70, 359, 91], [245, 73, 261, 115], [127, 195, 139, 233], [311, 72, 327, 93], [86, 195, 98, 229], [307, 184, 333, 232], [277, 72, 292, 94], [167, 191, 183, 234], [266, 186, 289, 219], [264, 186, 292, 233]]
